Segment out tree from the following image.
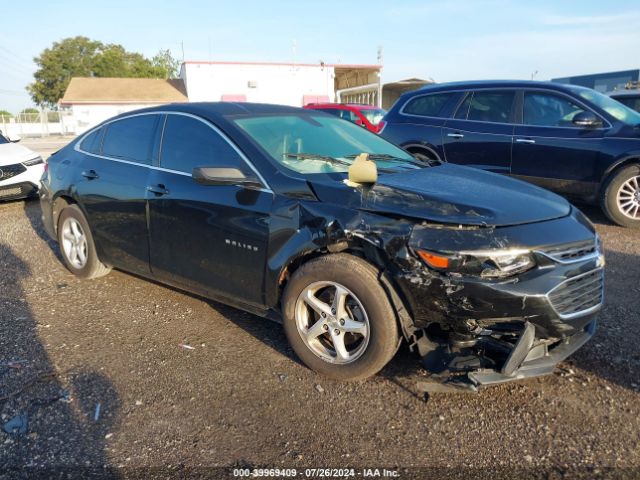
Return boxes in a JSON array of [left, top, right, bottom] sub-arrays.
[[28, 36, 102, 107], [0, 110, 12, 120], [27, 37, 181, 107], [152, 49, 181, 78]]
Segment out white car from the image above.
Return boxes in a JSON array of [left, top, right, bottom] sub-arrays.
[[0, 133, 45, 201]]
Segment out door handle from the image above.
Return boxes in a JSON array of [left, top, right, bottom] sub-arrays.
[[146, 184, 169, 196], [515, 138, 536, 144], [81, 169, 99, 180], [447, 133, 464, 139]]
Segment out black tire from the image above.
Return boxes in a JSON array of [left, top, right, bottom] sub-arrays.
[[601, 164, 640, 228], [407, 147, 440, 165], [57, 204, 111, 279], [282, 254, 399, 381]]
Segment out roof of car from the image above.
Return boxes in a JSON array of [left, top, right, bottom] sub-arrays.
[[413, 80, 581, 94], [132, 101, 309, 119]]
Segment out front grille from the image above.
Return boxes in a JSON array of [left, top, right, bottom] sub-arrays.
[[0, 182, 36, 200], [548, 269, 604, 318], [0, 163, 27, 181], [541, 239, 597, 263]]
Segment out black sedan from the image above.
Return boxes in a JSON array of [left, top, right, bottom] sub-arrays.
[[40, 103, 604, 389]]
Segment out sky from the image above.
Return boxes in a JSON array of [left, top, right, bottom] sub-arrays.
[[1, 0, 639, 113]]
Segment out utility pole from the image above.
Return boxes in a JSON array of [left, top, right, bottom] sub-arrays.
[[377, 46, 383, 108]]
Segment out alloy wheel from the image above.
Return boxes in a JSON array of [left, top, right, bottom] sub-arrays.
[[294, 281, 370, 364], [617, 175, 640, 219], [61, 217, 88, 269]]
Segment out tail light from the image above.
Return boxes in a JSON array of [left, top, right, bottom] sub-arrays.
[[376, 120, 386, 134]]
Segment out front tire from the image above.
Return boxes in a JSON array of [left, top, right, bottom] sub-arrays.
[[282, 254, 399, 381], [601, 164, 640, 228], [57, 204, 111, 279]]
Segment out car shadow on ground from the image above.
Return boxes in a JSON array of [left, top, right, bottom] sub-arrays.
[[0, 242, 120, 478], [22, 198, 62, 263]]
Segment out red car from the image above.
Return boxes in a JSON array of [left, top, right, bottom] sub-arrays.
[[304, 103, 387, 133]]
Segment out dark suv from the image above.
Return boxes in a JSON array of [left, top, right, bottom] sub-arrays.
[[381, 80, 640, 228]]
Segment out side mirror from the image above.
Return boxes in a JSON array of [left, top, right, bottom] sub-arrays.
[[192, 166, 262, 188], [572, 111, 602, 128]]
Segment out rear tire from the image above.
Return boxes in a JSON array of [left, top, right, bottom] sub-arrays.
[[601, 164, 640, 228], [282, 254, 399, 381], [57, 204, 111, 279]]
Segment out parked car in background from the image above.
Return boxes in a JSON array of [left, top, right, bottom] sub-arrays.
[[304, 103, 386, 133], [40, 103, 603, 389], [610, 89, 640, 114], [381, 80, 640, 228], [0, 132, 45, 201]]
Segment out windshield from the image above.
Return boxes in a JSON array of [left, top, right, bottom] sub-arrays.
[[234, 114, 417, 175], [360, 109, 386, 126], [569, 86, 640, 126]]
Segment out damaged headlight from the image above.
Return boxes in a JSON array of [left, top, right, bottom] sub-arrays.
[[22, 156, 44, 167], [416, 248, 536, 279]]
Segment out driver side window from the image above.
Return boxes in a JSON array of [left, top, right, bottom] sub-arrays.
[[160, 114, 246, 174], [524, 92, 589, 127]]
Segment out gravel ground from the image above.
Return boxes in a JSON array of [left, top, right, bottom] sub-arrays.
[[0, 191, 639, 478]]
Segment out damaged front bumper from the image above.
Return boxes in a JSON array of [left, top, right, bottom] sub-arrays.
[[417, 319, 597, 392], [391, 209, 604, 389], [468, 319, 596, 387]]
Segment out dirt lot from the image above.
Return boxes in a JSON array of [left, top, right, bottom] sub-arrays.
[[1, 149, 639, 478]]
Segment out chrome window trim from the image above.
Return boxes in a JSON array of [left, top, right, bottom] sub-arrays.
[[75, 110, 273, 192], [397, 86, 613, 130], [400, 88, 519, 125], [398, 91, 458, 120]]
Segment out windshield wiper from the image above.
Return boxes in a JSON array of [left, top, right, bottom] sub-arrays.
[[284, 152, 403, 174], [283, 152, 352, 168], [344, 153, 426, 167]]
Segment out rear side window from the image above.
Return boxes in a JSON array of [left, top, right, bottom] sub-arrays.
[[403, 93, 453, 117], [80, 127, 103, 154], [524, 92, 587, 127], [102, 115, 159, 164], [160, 114, 244, 174], [457, 91, 515, 123]]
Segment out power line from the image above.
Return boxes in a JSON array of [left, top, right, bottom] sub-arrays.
[[0, 52, 34, 75], [0, 45, 35, 71]]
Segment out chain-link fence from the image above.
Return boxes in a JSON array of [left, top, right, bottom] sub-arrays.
[[0, 111, 73, 138]]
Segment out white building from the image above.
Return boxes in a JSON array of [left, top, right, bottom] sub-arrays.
[[179, 60, 382, 107], [59, 78, 188, 133], [59, 61, 383, 133]]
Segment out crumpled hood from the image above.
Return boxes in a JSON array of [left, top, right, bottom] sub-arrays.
[[309, 164, 571, 227], [0, 142, 39, 167]]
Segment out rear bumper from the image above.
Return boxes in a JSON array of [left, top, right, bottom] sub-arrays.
[[468, 319, 596, 386], [38, 182, 56, 240]]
